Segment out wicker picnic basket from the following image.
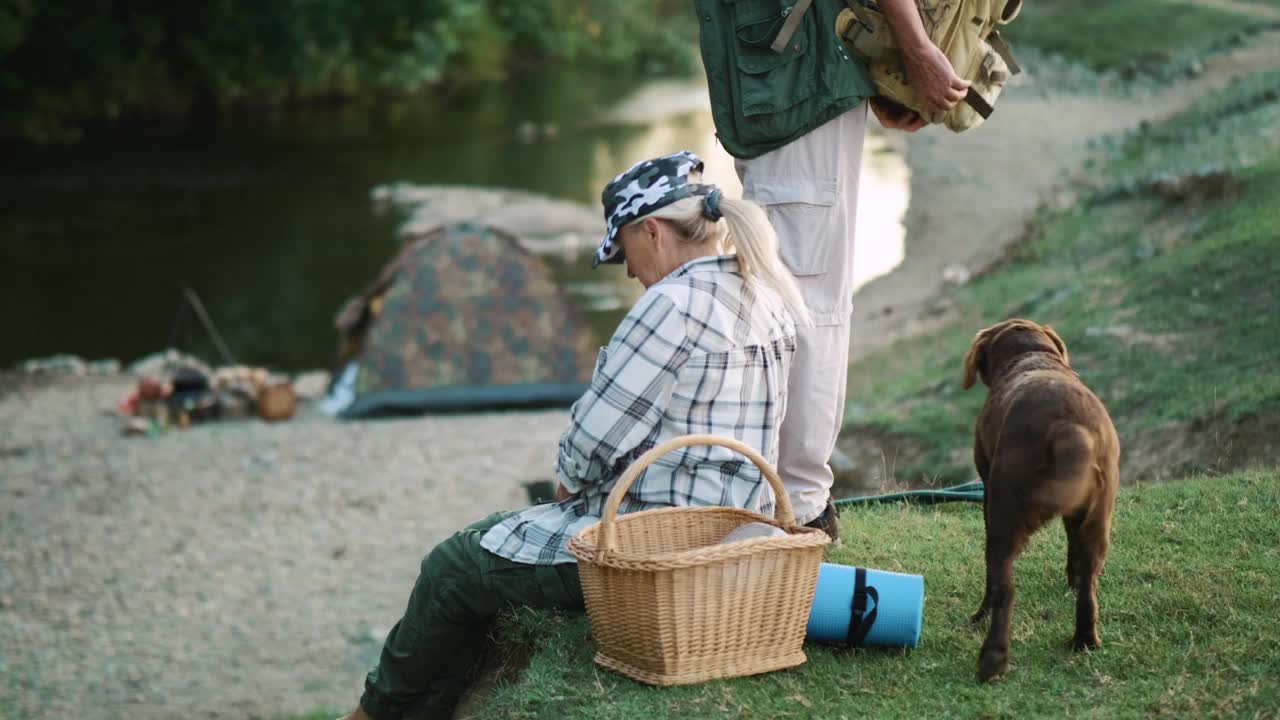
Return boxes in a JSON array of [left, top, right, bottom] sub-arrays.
[[566, 434, 830, 686]]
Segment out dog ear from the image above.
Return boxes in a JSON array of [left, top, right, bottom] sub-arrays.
[[1041, 324, 1070, 366], [962, 328, 993, 389]]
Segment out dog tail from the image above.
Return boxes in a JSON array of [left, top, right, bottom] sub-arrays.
[[1036, 421, 1101, 513]]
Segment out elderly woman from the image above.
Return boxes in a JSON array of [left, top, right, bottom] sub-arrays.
[[342, 150, 809, 720]]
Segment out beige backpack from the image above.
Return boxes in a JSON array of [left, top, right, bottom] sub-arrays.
[[836, 0, 1023, 132]]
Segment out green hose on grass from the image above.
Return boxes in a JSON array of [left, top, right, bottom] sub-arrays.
[[833, 480, 985, 507]]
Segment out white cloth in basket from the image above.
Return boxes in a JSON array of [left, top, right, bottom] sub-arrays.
[[718, 521, 787, 545]]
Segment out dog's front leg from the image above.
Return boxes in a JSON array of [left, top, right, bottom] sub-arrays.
[[968, 519, 994, 624], [977, 492, 1027, 682], [976, 546, 1016, 681], [969, 434, 994, 624]]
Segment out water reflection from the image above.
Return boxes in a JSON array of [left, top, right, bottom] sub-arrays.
[[0, 71, 909, 370], [855, 131, 910, 290], [559, 83, 910, 343]]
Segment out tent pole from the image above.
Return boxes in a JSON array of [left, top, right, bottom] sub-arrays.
[[182, 286, 238, 367]]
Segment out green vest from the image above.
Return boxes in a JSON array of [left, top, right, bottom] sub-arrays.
[[696, 0, 875, 159]]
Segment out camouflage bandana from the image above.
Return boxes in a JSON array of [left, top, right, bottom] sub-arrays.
[[593, 150, 719, 268]]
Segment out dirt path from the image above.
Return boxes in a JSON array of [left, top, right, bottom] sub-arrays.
[[849, 28, 1280, 360]]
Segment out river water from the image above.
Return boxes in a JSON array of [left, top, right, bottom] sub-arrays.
[[0, 70, 907, 371]]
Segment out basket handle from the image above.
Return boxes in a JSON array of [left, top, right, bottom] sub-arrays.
[[595, 434, 797, 560]]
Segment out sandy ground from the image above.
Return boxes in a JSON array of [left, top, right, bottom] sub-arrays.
[[0, 375, 566, 719], [2, 26, 1278, 720]]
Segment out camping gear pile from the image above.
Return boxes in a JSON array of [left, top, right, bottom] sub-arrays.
[[326, 221, 597, 417], [118, 352, 313, 435], [567, 434, 831, 686]]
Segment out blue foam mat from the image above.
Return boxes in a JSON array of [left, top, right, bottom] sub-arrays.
[[807, 563, 923, 648]]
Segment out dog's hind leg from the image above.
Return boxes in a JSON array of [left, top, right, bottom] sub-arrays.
[[1064, 513, 1085, 591], [1045, 423, 1100, 593], [1070, 496, 1113, 651]]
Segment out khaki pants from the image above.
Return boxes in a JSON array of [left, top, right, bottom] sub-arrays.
[[735, 104, 868, 525]]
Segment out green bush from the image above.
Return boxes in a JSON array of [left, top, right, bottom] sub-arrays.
[[0, 0, 693, 143]]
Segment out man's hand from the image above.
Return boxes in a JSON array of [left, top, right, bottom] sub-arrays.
[[871, 98, 927, 132], [555, 483, 572, 502], [877, 0, 969, 113], [902, 42, 969, 112]]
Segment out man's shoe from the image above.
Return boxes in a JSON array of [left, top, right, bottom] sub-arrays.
[[804, 500, 840, 543]]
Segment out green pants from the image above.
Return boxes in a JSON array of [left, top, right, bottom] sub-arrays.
[[361, 512, 584, 719]]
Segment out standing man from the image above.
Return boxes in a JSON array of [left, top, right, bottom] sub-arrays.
[[695, 0, 969, 538]]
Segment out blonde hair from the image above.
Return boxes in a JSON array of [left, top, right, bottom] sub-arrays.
[[632, 194, 811, 326]]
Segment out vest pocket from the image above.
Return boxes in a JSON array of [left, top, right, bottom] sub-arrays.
[[730, 0, 817, 118], [736, 42, 816, 117], [729, 0, 791, 46]]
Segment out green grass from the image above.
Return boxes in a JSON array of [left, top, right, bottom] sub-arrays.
[[1007, 0, 1267, 75], [1103, 66, 1280, 180], [841, 68, 1280, 484], [465, 469, 1279, 719]]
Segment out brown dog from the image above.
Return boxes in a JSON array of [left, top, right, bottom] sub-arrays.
[[962, 319, 1120, 682]]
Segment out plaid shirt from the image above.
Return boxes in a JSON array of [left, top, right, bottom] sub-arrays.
[[481, 256, 797, 565]]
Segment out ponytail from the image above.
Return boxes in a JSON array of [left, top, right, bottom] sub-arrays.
[[715, 197, 811, 326], [635, 195, 812, 326]]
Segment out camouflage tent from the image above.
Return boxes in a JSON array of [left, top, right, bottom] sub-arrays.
[[331, 222, 597, 417]]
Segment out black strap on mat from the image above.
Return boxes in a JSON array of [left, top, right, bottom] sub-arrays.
[[847, 568, 879, 646]]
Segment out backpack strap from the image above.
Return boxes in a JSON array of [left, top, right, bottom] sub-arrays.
[[771, 0, 814, 52], [988, 30, 1021, 75], [847, 568, 880, 646], [964, 87, 994, 120]]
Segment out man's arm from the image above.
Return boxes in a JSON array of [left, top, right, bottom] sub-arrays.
[[872, 0, 970, 130], [555, 291, 687, 496]]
